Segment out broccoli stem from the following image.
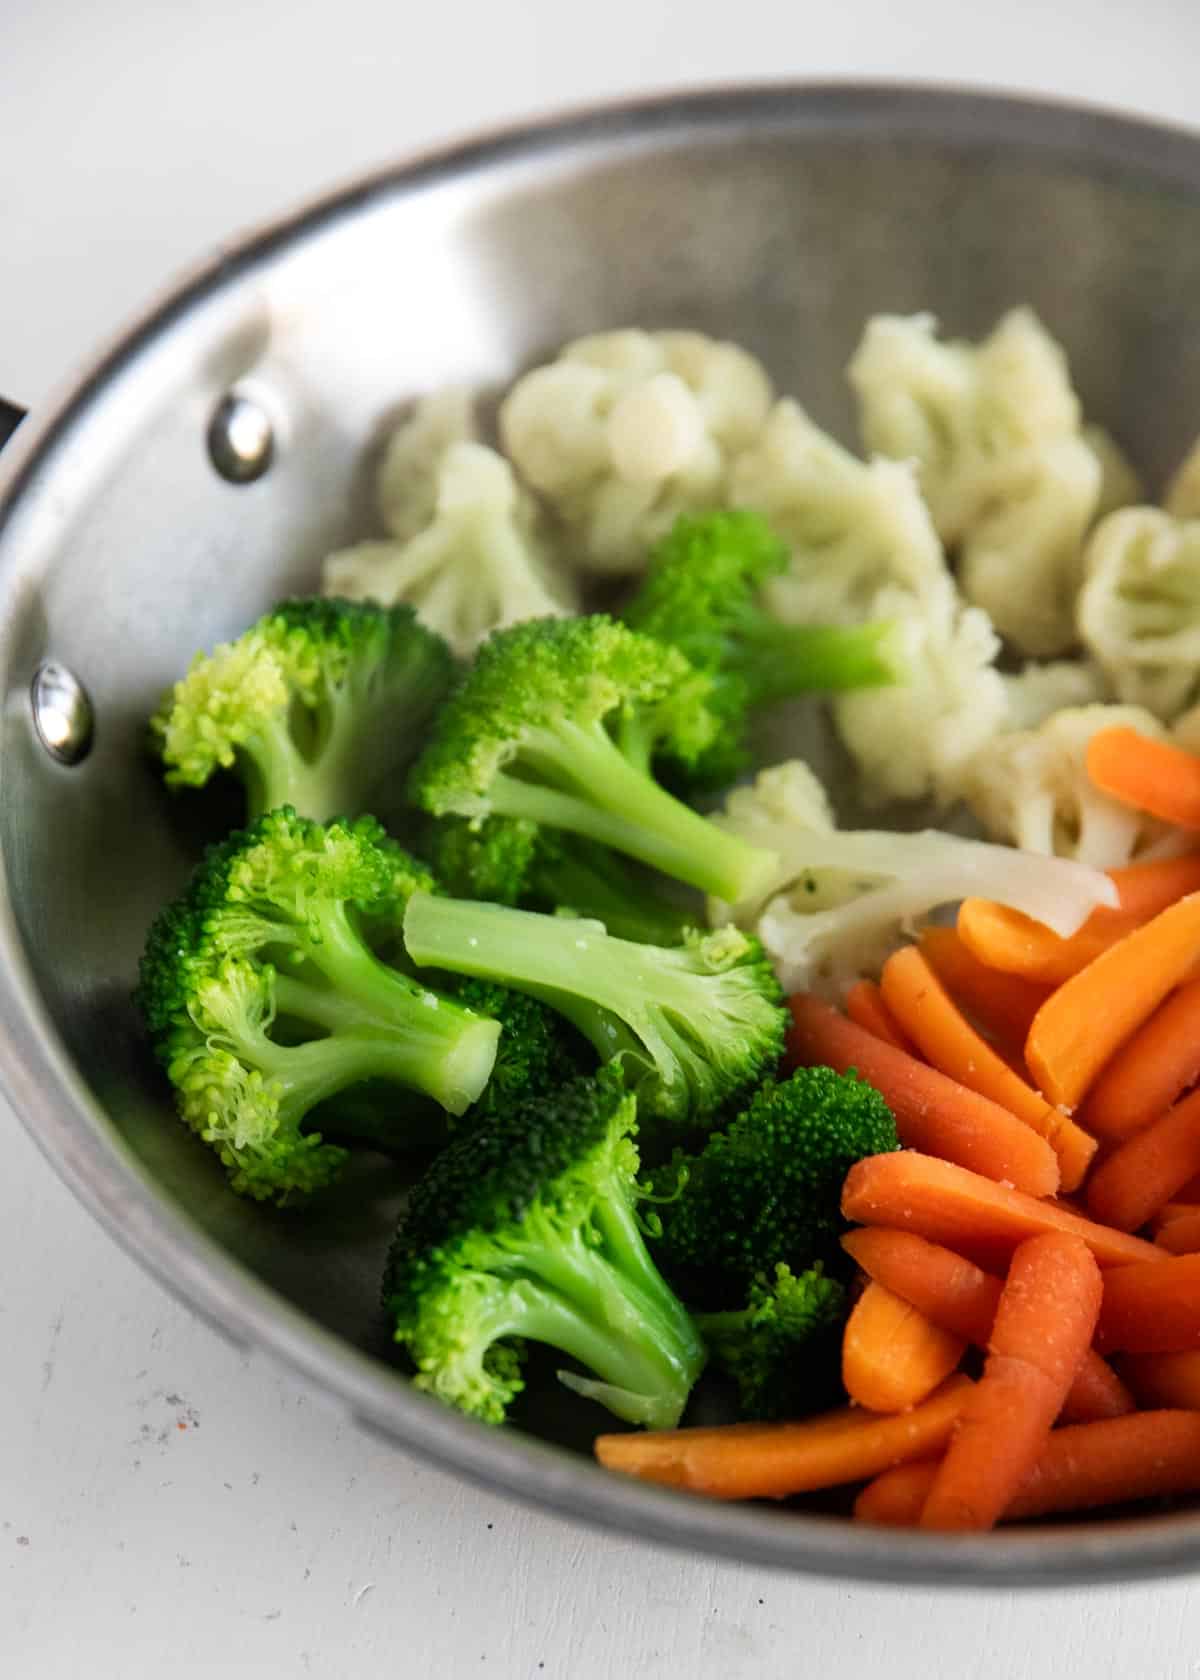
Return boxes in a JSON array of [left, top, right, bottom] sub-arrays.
[[487, 718, 777, 903], [738, 619, 900, 704], [239, 714, 334, 824], [531, 841, 694, 947], [269, 956, 499, 1117]]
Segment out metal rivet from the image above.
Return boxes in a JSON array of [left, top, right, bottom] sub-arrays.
[[30, 660, 94, 765], [207, 391, 274, 483]]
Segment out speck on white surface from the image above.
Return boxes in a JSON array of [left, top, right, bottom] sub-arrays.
[[6, 3, 1200, 1674]]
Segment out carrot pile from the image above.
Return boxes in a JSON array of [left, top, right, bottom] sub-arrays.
[[596, 729, 1200, 1532]]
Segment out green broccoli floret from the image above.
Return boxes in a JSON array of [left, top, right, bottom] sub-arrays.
[[135, 809, 501, 1201], [407, 615, 779, 905], [150, 597, 454, 822], [694, 1263, 847, 1421], [403, 891, 787, 1129], [625, 511, 900, 710], [428, 815, 697, 947], [646, 1067, 899, 1301], [452, 979, 592, 1121], [383, 1066, 706, 1427]]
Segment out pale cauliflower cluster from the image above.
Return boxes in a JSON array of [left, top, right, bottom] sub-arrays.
[[848, 308, 1140, 658], [499, 330, 774, 575]]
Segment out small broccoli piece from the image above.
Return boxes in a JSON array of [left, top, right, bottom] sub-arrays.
[[135, 810, 501, 1201], [323, 437, 578, 658], [428, 815, 696, 947], [452, 979, 592, 1121], [383, 1066, 706, 1427], [150, 597, 454, 823], [694, 1263, 847, 1421], [408, 615, 778, 905], [624, 509, 900, 720], [403, 892, 786, 1129], [644, 1069, 899, 1303]]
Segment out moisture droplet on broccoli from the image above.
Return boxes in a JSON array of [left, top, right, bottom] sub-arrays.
[[383, 1065, 706, 1427], [150, 597, 454, 823], [134, 808, 501, 1202]]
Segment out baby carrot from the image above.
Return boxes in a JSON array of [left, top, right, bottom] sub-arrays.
[[1157, 1212, 1200, 1255], [880, 947, 1096, 1192], [1087, 727, 1200, 830], [958, 853, 1200, 986], [1025, 893, 1200, 1110], [1086, 1087, 1200, 1232], [841, 1281, 966, 1413], [787, 996, 1060, 1197], [918, 926, 1051, 1052], [845, 979, 915, 1053], [1122, 1352, 1200, 1410], [919, 1233, 1102, 1530], [1082, 977, 1200, 1145], [1153, 1202, 1200, 1231], [858, 1412, 1200, 1525], [840, 1227, 1133, 1423], [841, 1152, 1162, 1272], [1098, 1253, 1200, 1353], [593, 1377, 972, 1501]]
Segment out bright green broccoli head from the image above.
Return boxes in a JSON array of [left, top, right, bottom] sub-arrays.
[[150, 596, 454, 822], [384, 1066, 705, 1427], [408, 615, 776, 905], [135, 809, 500, 1202], [452, 979, 592, 1121], [425, 814, 539, 908], [403, 894, 787, 1132], [695, 1262, 848, 1421], [646, 1067, 899, 1301]]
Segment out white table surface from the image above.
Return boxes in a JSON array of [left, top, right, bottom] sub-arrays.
[[6, 3, 1200, 1673]]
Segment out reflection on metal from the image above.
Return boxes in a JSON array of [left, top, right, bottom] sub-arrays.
[[30, 660, 94, 765], [207, 392, 274, 483]]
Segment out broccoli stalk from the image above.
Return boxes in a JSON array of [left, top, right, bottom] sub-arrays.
[[402, 891, 786, 1127], [135, 810, 501, 1201], [645, 1068, 900, 1302], [428, 815, 696, 947], [408, 615, 779, 905], [694, 1263, 847, 1421], [151, 597, 454, 822], [624, 511, 899, 707], [384, 1068, 705, 1427]]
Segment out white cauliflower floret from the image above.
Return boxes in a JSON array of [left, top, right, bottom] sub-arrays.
[[323, 438, 577, 658], [730, 399, 955, 624], [705, 761, 1118, 997], [498, 329, 773, 574], [848, 308, 1115, 657], [960, 703, 1170, 870], [1165, 438, 1200, 520], [1000, 660, 1109, 732], [376, 389, 476, 542], [1077, 507, 1200, 717], [1085, 425, 1144, 520], [832, 590, 1009, 807]]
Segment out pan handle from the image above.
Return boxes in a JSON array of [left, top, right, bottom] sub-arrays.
[[0, 399, 26, 451]]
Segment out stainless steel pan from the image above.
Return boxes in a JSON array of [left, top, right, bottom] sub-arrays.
[[4, 83, 1200, 1585]]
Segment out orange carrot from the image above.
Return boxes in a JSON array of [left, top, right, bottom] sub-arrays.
[[1082, 977, 1200, 1145], [840, 1228, 1133, 1423], [1154, 1202, 1200, 1231], [593, 1377, 972, 1500], [1087, 1087, 1200, 1232], [918, 926, 1051, 1052], [1098, 1253, 1200, 1352], [857, 1412, 1200, 1525], [1025, 893, 1200, 1111], [919, 1233, 1102, 1530], [841, 1281, 966, 1413], [842, 1152, 1163, 1272], [1158, 1212, 1200, 1255], [1122, 1352, 1200, 1410], [958, 853, 1200, 986], [1087, 727, 1200, 830], [787, 995, 1060, 1197], [880, 947, 1096, 1192], [844, 979, 915, 1053]]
